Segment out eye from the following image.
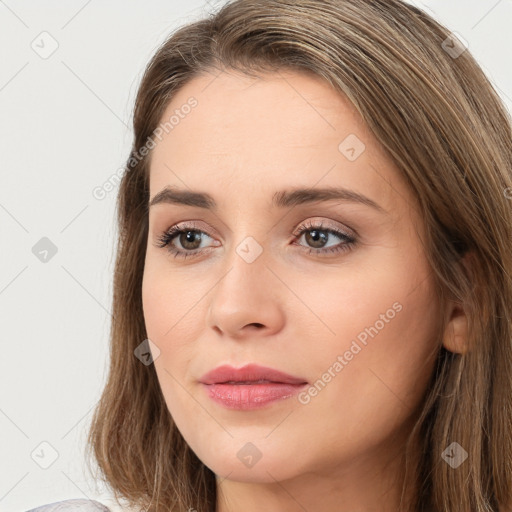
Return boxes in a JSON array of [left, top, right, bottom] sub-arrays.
[[155, 219, 357, 259], [292, 219, 356, 257], [155, 221, 218, 259]]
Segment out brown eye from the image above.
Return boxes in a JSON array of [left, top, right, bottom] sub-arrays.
[[178, 230, 203, 250], [155, 224, 217, 259], [293, 220, 357, 257], [303, 229, 329, 249]]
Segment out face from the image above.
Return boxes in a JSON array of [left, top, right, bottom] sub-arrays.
[[142, 69, 440, 485]]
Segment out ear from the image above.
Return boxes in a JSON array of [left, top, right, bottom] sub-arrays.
[[442, 250, 474, 355], [441, 300, 468, 355]]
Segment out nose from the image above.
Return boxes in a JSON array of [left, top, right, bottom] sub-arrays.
[[205, 243, 286, 340]]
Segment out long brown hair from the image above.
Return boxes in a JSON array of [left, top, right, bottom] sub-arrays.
[[85, 1, 512, 510]]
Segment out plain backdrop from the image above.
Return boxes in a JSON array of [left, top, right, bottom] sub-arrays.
[[0, 1, 511, 510]]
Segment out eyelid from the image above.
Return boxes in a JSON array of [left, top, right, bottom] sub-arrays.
[[159, 219, 217, 238], [291, 217, 355, 239]]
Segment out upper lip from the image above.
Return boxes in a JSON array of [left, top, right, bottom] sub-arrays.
[[199, 364, 308, 385]]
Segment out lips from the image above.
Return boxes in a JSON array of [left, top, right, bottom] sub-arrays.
[[199, 363, 308, 385], [199, 364, 308, 410]]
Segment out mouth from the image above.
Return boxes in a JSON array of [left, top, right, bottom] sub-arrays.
[[199, 364, 308, 410]]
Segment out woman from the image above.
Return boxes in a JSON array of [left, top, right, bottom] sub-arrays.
[[32, 0, 512, 510]]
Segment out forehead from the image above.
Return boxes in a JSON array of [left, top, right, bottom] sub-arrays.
[[151, 69, 372, 159], [147, 69, 409, 218]]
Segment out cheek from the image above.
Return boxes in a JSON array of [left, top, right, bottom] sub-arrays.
[[298, 252, 439, 440], [142, 263, 205, 435], [142, 265, 189, 403], [142, 253, 206, 349]]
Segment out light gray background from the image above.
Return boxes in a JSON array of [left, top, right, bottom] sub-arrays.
[[0, 1, 510, 510]]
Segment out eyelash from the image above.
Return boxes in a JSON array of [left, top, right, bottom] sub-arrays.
[[155, 220, 357, 260]]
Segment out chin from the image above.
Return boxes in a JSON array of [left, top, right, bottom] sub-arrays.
[[193, 438, 310, 484]]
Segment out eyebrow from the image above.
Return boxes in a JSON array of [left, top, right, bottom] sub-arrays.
[[148, 186, 387, 214]]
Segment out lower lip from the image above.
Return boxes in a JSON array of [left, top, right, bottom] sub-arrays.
[[202, 382, 308, 410]]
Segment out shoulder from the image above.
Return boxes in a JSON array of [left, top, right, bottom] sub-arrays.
[[26, 499, 112, 512]]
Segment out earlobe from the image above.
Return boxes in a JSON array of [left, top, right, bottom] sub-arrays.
[[442, 302, 469, 355]]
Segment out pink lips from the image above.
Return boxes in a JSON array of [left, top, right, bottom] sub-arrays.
[[199, 364, 308, 410]]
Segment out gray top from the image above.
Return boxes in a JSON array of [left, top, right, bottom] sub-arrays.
[[26, 499, 112, 512]]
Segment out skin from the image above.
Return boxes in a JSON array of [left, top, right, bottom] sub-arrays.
[[142, 69, 468, 512]]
